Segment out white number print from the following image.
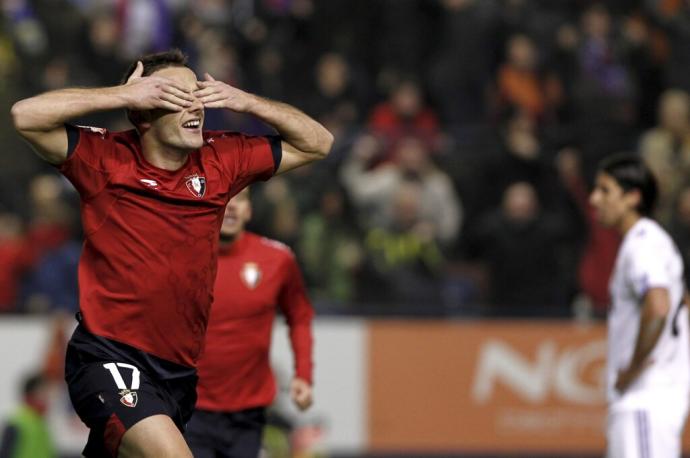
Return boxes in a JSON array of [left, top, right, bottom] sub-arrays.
[[102, 363, 141, 390]]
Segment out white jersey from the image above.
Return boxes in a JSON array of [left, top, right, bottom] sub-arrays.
[[607, 217, 689, 409]]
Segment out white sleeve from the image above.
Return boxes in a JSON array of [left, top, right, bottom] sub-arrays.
[[627, 240, 672, 300]]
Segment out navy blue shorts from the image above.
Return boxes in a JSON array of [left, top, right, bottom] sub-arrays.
[[184, 408, 266, 458], [65, 323, 197, 457]]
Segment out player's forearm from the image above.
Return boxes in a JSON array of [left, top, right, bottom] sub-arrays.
[[245, 94, 334, 157], [289, 325, 313, 382], [629, 314, 666, 372], [11, 87, 130, 132]]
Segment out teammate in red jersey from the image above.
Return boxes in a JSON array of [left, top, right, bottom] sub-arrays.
[[184, 187, 314, 458], [10, 49, 332, 458]]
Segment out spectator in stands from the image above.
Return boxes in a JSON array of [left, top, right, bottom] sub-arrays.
[[367, 78, 441, 161], [427, 0, 494, 125], [467, 181, 574, 316], [556, 147, 620, 316], [646, 0, 690, 93], [0, 213, 31, 312], [21, 174, 79, 314], [670, 186, 690, 288], [640, 89, 690, 225], [298, 185, 362, 305], [477, 111, 563, 215], [303, 52, 368, 138], [341, 133, 461, 246], [358, 180, 445, 309], [496, 33, 562, 122]]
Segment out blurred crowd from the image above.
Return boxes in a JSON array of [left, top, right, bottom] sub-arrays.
[[2, 0, 690, 318]]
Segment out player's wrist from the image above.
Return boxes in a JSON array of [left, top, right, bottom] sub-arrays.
[[239, 92, 262, 114], [104, 85, 137, 110]]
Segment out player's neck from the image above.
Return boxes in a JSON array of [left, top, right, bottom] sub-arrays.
[[219, 231, 243, 249], [618, 212, 642, 236], [141, 138, 190, 171]]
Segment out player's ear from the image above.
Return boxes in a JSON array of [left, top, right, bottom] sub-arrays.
[[625, 188, 642, 213], [128, 109, 152, 129]]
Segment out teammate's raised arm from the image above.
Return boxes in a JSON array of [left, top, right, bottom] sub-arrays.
[[10, 61, 195, 165], [194, 73, 334, 174]]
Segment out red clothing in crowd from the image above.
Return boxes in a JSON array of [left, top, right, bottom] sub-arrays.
[[367, 103, 440, 160], [0, 238, 32, 310], [0, 224, 71, 311], [58, 125, 279, 367], [195, 231, 314, 412], [564, 168, 620, 312]]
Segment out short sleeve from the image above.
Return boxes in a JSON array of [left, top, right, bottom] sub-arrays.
[[57, 125, 113, 200], [212, 132, 282, 196], [628, 241, 672, 300]]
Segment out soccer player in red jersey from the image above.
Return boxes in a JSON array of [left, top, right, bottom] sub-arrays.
[[10, 49, 332, 458], [184, 187, 314, 457]]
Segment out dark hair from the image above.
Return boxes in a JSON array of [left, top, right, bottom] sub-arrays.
[[120, 49, 189, 127], [598, 153, 658, 216], [22, 372, 47, 397], [120, 49, 189, 84]]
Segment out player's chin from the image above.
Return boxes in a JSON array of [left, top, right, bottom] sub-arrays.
[[220, 226, 240, 237], [181, 133, 204, 149]]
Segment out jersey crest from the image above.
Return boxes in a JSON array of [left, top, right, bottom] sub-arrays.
[[240, 262, 262, 289], [185, 174, 206, 198], [119, 389, 138, 408]]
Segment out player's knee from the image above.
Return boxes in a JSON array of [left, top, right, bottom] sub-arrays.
[[118, 437, 192, 458], [118, 416, 192, 458]]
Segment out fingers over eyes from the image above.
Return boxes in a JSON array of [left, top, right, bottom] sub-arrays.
[[162, 85, 195, 102], [159, 93, 191, 108], [199, 100, 224, 108]]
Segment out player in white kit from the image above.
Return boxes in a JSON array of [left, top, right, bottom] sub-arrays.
[[590, 154, 690, 458]]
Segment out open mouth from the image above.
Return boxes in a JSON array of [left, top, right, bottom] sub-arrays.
[[182, 119, 201, 130]]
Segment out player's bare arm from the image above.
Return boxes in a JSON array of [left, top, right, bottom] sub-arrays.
[[11, 61, 195, 165], [615, 287, 670, 393], [194, 73, 334, 174]]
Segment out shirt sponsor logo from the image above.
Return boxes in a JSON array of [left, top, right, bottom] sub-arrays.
[[119, 389, 138, 408], [185, 174, 206, 198], [139, 178, 159, 189], [241, 262, 262, 289]]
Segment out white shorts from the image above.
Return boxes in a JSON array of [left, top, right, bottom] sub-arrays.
[[607, 404, 688, 458]]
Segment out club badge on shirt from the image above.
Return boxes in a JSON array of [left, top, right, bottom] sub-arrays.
[[185, 174, 206, 198], [119, 389, 138, 408], [241, 262, 262, 289]]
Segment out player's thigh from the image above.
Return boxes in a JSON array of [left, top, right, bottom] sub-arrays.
[[647, 404, 686, 458], [184, 409, 221, 458], [185, 408, 265, 458], [607, 410, 644, 458], [608, 408, 684, 458], [225, 408, 266, 458], [118, 414, 192, 458]]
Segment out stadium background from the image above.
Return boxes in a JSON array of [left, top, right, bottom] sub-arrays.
[[1, 0, 690, 456]]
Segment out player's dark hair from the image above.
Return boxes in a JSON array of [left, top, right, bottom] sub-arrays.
[[121, 49, 189, 127], [598, 153, 658, 216], [120, 49, 189, 84]]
